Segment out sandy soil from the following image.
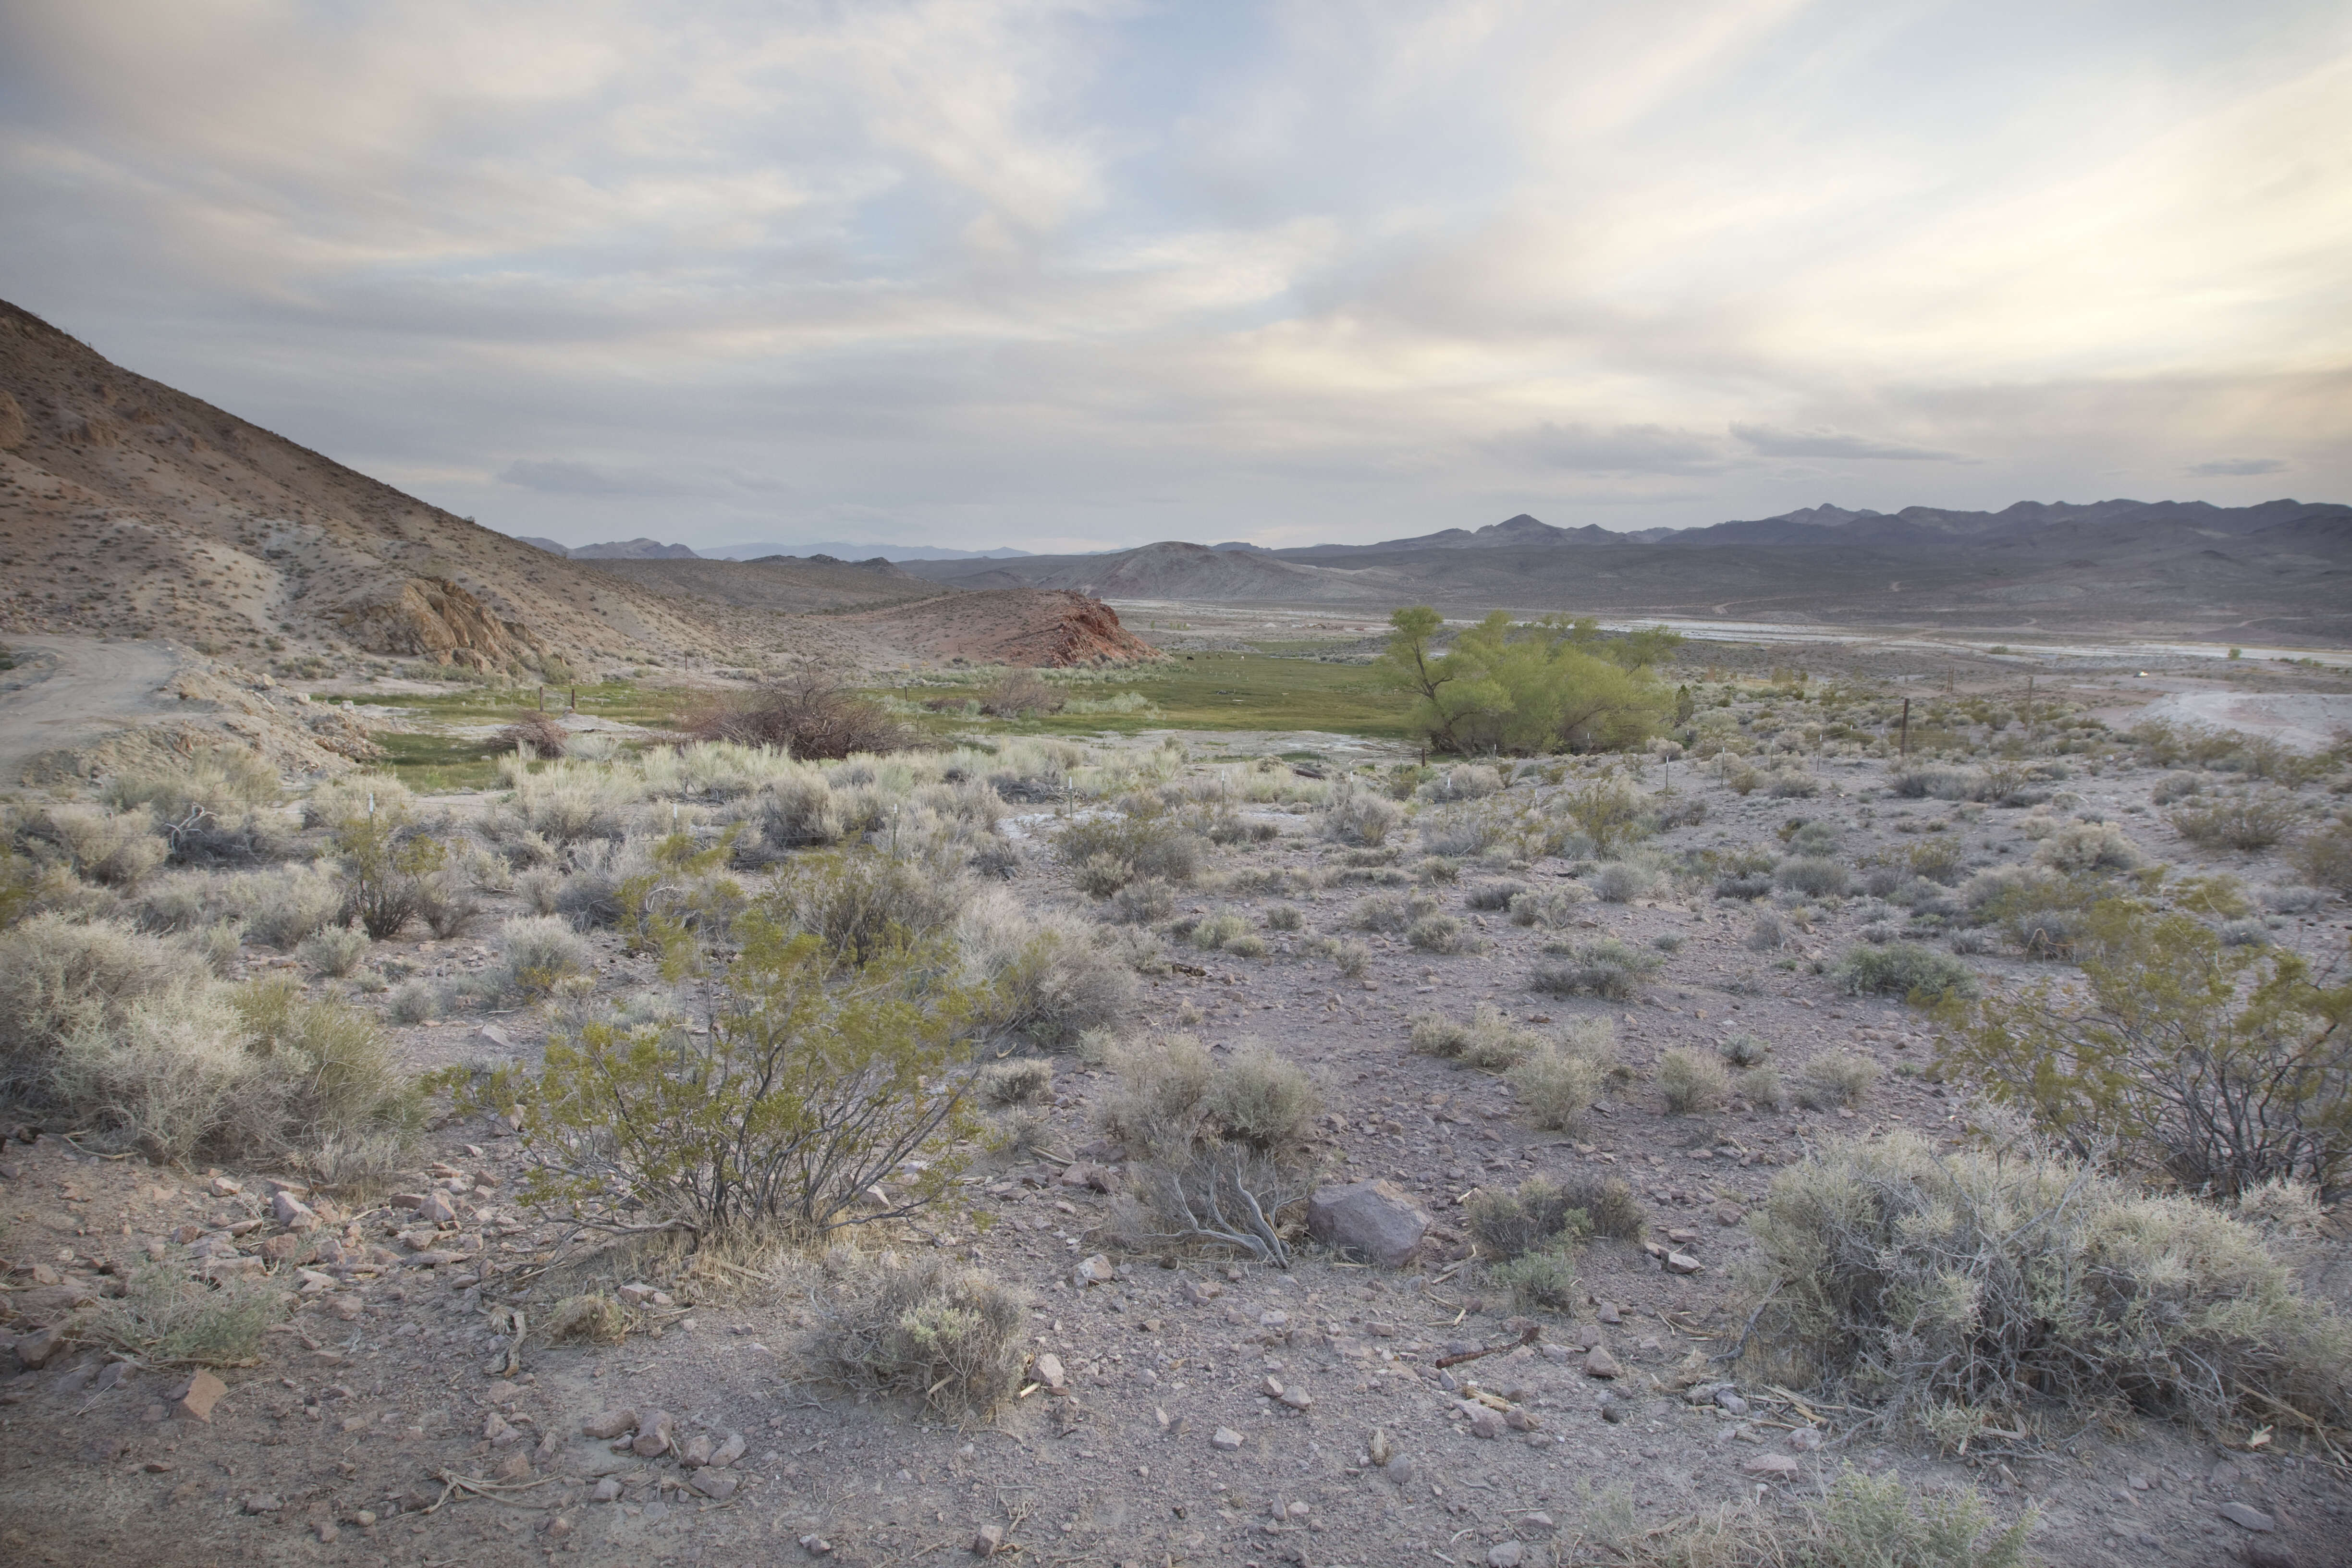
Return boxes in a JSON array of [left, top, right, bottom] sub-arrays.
[[0, 634, 179, 787]]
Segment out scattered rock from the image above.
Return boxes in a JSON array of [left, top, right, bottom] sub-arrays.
[[2218, 1503, 2277, 1533], [12, 1326, 65, 1371], [1074, 1253, 1115, 1286], [712, 1433, 746, 1468], [242, 1493, 281, 1514], [1279, 1386, 1313, 1412], [1180, 1277, 1224, 1304], [617, 1283, 657, 1307], [680, 1433, 714, 1468], [1467, 1405, 1505, 1440], [1211, 1427, 1245, 1452], [1740, 1453, 1801, 1479], [1596, 1302, 1622, 1325], [416, 1191, 458, 1225], [799, 1532, 833, 1556], [1488, 1544, 1525, 1568], [1520, 1512, 1557, 1537], [1788, 1427, 1824, 1452], [491, 1451, 532, 1483], [688, 1469, 738, 1499], [1306, 1180, 1430, 1266], [591, 1477, 622, 1502], [1034, 1354, 1068, 1393], [208, 1176, 241, 1197], [632, 1409, 677, 1458], [1713, 1201, 1745, 1225], [1664, 1250, 1702, 1274], [582, 1408, 637, 1441], [972, 1523, 1006, 1557], [174, 1371, 227, 1422], [1369, 1429, 1392, 1466], [270, 1190, 317, 1230], [1583, 1346, 1621, 1380], [1384, 1454, 1418, 1484]]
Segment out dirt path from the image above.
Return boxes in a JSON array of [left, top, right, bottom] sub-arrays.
[[2132, 690, 2352, 753], [0, 634, 180, 788]]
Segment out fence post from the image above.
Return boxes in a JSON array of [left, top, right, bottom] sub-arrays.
[[1899, 697, 1911, 759]]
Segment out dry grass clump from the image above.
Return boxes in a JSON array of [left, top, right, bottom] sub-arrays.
[[2032, 821, 2145, 873], [980, 1057, 1054, 1106], [544, 1291, 628, 1346], [15, 804, 168, 887], [497, 710, 570, 759], [1736, 1065, 1787, 1110], [1464, 877, 1528, 910], [814, 1256, 1029, 1419], [298, 921, 370, 978], [1656, 1047, 1729, 1114], [1465, 1173, 1592, 1260], [1507, 1043, 1609, 1134], [1055, 799, 1205, 892], [980, 670, 1066, 718], [1506, 886, 1588, 928], [2296, 817, 2352, 893], [1410, 1003, 1547, 1071], [1795, 1051, 1881, 1110], [1591, 859, 1656, 903], [88, 1262, 282, 1367], [104, 747, 284, 862], [1262, 904, 1304, 931], [1741, 1132, 2352, 1442], [1569, 1466, 2037, 1568], [1320, 777, 1402, 847], [482, 914, 593, 1001], [1404, 912, 1478, 954], [689, 676, 914, 760], [1102, 1033, 1319, 1159], [1530, 936, 1661, 1001], [1556, 1170, 1646, 1239], [958, 891, 1137, 1048], [777, 849, 971, 967], [1775, 855, 1848, 897], [1349, 889, 1439, 933], [0, 913, 213, 1062]]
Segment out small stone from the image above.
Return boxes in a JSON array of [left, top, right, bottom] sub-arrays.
[[1715, 1391, 1749, 1416], [1741, 1453, 1801, 1478], [680, 1433, 714, 1468], [271, 1190, 318, 1230], [483, 1412, 511, 1443], [1034, 1354, 1068, 1392], [1384, 1454, 1418, 1484], [314, 1521, 339, 1544], [1489, 1544, 1525, 1568], [1520, 1512, 1557, 1536], [1211, 1427, 1245, 1452], [1075, 1253, 1115, 1286], [209, 1176, 242, 1197], [2218, 1502, 2277, 1533], [632, 1409, 676, 1458], [1262, 1375, 1285, 1398], [1584, 1346, 1621, 1380], [243, 1493, 282, 1514], [591, 1478, 622, 1502], [1713, 1202, 1745, 1225], [688, 1469, 738, 1499], [1181, 1277, 1224, 1303], [1596, 1302, 1622, 1325], [1468, 1407, 1505, 1440], [583, 1408, 637, 1440], [174, 1370, 227, 1422], [545, 1517, 573, 1540], [617, 1282, 656, 1306], [1788, 1427, 1824, 1452], [972, 1523, 1006, 1557], [1502, 1405, 1537, 1431], [416, 1191, 458, 1225], [1664, 1251, 1702, 1274], [1280, 1387, 1313, 1412], [799, 1532, 833, 1556], [1666, 1227, 1699, 1245], [712, 1432, 746, 1468], [1600, 1400, 1627, 1424], [491, 1451, 532, 1483]]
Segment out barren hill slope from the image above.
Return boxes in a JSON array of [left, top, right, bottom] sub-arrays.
[[0, 301, 1154, 677]]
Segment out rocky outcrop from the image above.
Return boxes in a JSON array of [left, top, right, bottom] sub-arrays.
[[334, 576, 540, 670], [1307, 1179, 1431, 1266]]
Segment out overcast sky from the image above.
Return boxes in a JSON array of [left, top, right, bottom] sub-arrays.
[[4, 1, 2347, 553]]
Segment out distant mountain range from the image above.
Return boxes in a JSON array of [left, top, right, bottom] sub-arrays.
[[888, 499, 2352, 641]]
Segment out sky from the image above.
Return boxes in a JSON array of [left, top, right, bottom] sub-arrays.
[[3, 0, 2348, 555]]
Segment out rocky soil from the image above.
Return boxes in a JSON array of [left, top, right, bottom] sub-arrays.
[[4, 719, 2350, 1568]]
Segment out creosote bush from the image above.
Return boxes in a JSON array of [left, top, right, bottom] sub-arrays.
[[1741, 1132, 2352, 1442], [2170, 791, 2302, 852], [1320, 777, 1402, 847], [1491, 1248, 1580, 1312], [1796, 1051, 1881, 1110], [980, 1057, 1054, 1106], [1940, 899, 2352, 1195], [816, 1256, 1029, 1419], [298, 921, 370, 979], [688, 676, 913, 760]]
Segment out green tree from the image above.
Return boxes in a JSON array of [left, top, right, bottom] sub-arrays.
[[1376, 607, 1670, 756]]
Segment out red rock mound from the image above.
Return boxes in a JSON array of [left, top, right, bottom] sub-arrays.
[[844, 589, 1160, 667]]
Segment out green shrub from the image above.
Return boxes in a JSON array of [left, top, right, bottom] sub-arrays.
[[1656, 1047, 1729, 1113], [1530, 936, 1661, 1001], [1838, 942, 1977, 1004], [1508, 1045, 1605, 1131], [1320, 778, 1402, 847], [816, 1257, 1029, 1418], [1776, 856, 1848, 897], [1720, 1032, 1770, 1067], [1411, 1003, 1547, 1071], [1592, 860, 1656, 903], [1742, 1132, 2352, 1441], [1736, 1065, 1786, 1110], [2295, 818, 2352, 893], [1561, 777, 1648, 856], [959, 899, 1136, 1048], [1491, 1248, 1580, 1312], [1465, 1174, 1591, 1260], [2171, 791, 2301, 851], [1464, 878, 1528, 911], [1056, 799, 1204, 884], [1264, 904, 1304, 931], [298, 921, 370, 978], [776, 849, 969, 968], [1940, 899, 2352, 1195], [2033, 821, 2145, 872], [1350, 890, 1439, 933], [1556, 1171, 1646, 1240], [1102, 1034, 1319, 1163], [483, 914, 592, 1001], [1191, 912, 1251, 951], [1507, 887, 1588, 928], [502, 912, 989, 1237], [1405, 912, 1476, 954], [0, 913, 211, 1064]]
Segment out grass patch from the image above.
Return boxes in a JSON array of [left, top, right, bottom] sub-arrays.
[[885, 653, 1414, 739]]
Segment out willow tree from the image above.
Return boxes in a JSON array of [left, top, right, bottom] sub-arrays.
[[1376, 608, 1672, 755]]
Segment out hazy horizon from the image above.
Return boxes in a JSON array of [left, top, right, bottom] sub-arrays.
[[5, 1, 2347, 555]]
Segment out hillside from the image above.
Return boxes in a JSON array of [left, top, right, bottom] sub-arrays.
[[0, 300, 1154, 679], [906, 539, 1403, 604]]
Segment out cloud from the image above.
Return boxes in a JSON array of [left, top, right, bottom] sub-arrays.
[[0, 1, 2345, 547], [497, 460, 693, 496], [1486, 421, 1727, 475], [2186, 456, 2289, 477], [1731, 424, 1968, 462]]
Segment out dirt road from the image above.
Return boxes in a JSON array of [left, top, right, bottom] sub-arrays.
[[0, 633, 179, 788], [2132, 689, 2352, 753]]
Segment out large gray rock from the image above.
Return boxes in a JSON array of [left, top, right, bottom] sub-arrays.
[[1306, 1180, 1429, 1266]]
